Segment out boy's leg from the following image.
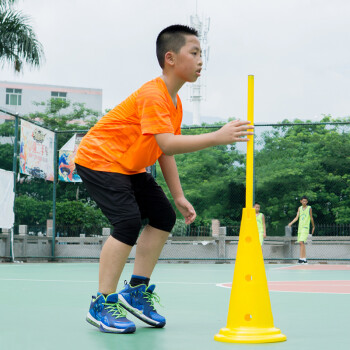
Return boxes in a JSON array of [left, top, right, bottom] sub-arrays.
[[75, 164, 141, 293], [86, 236, 136, 333], [118, 225, 171, 328], [99, 236, 133, 294], [299, 241, 306, 259], [297, 229, 308, 263], [133, 224, 169, 277], [75, 165, 140, 332], [118, 174, 175, 327]]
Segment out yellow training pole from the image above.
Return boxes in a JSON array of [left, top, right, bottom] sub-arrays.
[[246, 75, 254, 209], [214, 76, 287, 344]]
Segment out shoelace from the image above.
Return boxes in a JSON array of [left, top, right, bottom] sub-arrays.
[[143, 291, 162, 310], [123, 280, 163, 310], [104, 302, 127, 318]]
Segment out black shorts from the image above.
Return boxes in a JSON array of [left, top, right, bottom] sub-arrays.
[[75, 164, 176, 246]]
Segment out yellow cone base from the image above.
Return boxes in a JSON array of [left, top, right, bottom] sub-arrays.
[[214, 326, 287, 344]]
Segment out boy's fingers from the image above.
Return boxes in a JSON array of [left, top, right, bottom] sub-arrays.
[[230, 120, 254, 127], [238, 131, 254, 135], [235, 138, 250, 142], [230, 119, 250, 124], [232, 125, 254, 132]]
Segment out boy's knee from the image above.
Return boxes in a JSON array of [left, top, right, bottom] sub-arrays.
[[149, 205, 176, 233], [111, 218, 142, 246]]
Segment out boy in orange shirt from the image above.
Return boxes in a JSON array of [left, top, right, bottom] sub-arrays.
[[75, 24, 253, 334]]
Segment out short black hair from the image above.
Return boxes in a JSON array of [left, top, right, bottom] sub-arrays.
[[254, 202, 260, 206], [156, 24, 198, 68], [301, 196, 308, 200]]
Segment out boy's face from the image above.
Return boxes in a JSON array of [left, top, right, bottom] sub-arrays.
[[172, 35, 203, 83], [300, 198, 308, 206], [254, 204, 260, 213]]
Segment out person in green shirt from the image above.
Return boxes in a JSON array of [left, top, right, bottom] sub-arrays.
[[254, 202, 266, 245], [288, 196, 315, 264]]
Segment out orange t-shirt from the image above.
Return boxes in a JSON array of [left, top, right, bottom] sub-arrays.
[[74, 77, 182, 174]]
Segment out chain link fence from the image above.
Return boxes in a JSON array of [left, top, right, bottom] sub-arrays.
[[1, 120, 349, 262]]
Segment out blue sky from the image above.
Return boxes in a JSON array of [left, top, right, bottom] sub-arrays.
[[1, 0, 350, 123]]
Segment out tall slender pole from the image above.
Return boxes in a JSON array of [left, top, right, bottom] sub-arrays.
[[245, 75, 254, 209], [10, 115, 19, 262], [51, 132, 58, 259]]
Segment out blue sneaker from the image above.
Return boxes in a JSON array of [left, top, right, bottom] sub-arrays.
[[118, 283, 166, 328], [86, 293, 136, 333]]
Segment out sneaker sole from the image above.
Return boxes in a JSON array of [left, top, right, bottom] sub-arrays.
[[86, 312, 136, 334], [99, 323, 136, 334], [86, 313, 100, 328], [118, 295, 165, 328]]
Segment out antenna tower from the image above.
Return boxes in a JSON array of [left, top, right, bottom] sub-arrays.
[[189, 10, 210, 125]]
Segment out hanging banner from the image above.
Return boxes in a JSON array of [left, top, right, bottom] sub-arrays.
[[0, 169, 15, 229], [19, 120, 54, 181], [58, 134, 83, 182]]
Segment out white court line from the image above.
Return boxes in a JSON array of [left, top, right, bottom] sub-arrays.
[[0, 278, 217, 285], [0, 264, 233, 273], [272, 265, 350, 270], [270, 265, 295, 270], [216, 281, 350, 295], [0, 278, 96, 283], [263, 290, 350, 295], [156, 281, 216, 285]]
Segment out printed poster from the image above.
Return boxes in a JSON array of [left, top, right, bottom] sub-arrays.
[[58, 134, 82, 182], [20, 120, 54, 181]]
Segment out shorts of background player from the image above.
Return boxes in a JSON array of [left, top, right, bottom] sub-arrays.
[[297, 228, 309, 243], [75, 164, 176, 246]]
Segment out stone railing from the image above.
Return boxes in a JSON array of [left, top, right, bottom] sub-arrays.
[[1, 225, 350, 262]]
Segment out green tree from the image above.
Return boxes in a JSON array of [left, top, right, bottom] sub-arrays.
[[15, 195, 51, 226], [0, 143, 13, 170], [14, 195, 110, 236], [156, 125, 246, 232], [0, 0, 44, 72], [254, 116, 350, 232], [56, 200, 110, 237], [0, 120, 14, 171], [333, 175, 350, 224]]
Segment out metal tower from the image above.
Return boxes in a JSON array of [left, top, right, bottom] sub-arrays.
[[189, 13, 210, 125]]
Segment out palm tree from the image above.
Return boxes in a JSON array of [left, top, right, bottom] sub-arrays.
[[0, 0, 44, 72]]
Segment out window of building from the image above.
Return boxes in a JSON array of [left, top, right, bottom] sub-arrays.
[[6, 88, 22, 106], [51, 91, 67, 100]]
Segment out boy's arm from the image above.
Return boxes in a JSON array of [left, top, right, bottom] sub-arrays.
[[310, 208, 315, 234], [158, 154, 196, 225], [288, 208, 300, 226], [262, 214, 266, 238], [154, 120, 253, 156]]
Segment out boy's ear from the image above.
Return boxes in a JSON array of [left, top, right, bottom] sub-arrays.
[[164, 51, 175, 66]]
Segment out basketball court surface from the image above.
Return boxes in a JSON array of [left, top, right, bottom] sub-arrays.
[[1, 262, 349, 350]]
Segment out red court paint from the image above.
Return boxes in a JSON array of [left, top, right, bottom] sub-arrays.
[[217, 280, 350, 294], [276, 264, 350, 271]]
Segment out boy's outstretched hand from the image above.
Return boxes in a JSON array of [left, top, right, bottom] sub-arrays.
[[215, 120, 254, 144], [174, 196, 196, 225]]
